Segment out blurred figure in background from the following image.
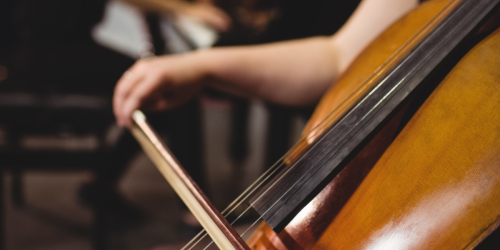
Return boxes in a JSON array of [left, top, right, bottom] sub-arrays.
[[1, 0, 229, 225]]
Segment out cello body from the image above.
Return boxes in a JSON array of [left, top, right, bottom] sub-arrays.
[[247, 0, 500, 249]]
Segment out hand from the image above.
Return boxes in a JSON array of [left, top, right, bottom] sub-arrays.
[[113, 54, 206, 127], [181, 3, 231, 32]]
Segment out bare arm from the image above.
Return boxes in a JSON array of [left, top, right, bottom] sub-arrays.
[[120, 0, 231, 31], [114, 0, 419, 127]]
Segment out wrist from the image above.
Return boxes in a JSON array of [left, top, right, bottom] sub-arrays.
[[190, 49, 217, 81]]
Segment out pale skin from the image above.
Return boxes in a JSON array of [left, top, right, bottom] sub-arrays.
[[114, 0, 419, 127], [121, 0, 231, 31]]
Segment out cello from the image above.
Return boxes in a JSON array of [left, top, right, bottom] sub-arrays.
[[131, 0, 500, 249]]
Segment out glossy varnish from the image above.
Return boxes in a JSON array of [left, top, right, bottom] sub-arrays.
[[247, 0, 500, 248], [313, 27, 500, 249]]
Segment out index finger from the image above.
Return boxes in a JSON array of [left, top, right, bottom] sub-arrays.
[[114, 70, 142, 124], [118, 74, 166, 127]]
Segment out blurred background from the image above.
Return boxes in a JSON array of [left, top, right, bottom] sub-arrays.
[[0, 0, 359, 249]]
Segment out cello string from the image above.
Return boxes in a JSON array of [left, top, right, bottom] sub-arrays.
[[184, 2, 458, 249], [291, 0, 456, 147], [182, 149, 293, 249], [187, 9, 452, 250], [182, 147, 294, 249]]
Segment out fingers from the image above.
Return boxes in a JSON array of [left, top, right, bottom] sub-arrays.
[[114, 59, 162, 127], [205, 6, 232, 32], [114, 70, 141, 121], [186, 4, 232, 32], [119, 74, 164, 127], [113, 55, 204, 127], [142, 97, 170, 112]]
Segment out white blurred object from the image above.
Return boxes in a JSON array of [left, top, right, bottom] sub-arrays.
[[161, 14, 218, 53], [92, 0, 217, 56], [92, 0, 151, 59]]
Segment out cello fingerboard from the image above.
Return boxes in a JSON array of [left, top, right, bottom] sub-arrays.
[[250, 0, 500, 232]]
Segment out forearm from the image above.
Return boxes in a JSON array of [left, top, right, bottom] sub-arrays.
[[113, 0, 420, 126], [120, 0, 193, 14], [194, 0, 418, 106], [120, 0, 230, 31], [197, 36, 340, 106]]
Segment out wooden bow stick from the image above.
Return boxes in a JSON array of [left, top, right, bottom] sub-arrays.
[[130, 110, 249, 250]]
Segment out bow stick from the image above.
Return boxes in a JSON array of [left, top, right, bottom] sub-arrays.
[[130, 110, 249, 250]]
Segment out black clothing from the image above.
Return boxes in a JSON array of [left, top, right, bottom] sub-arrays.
[[2, 0, 207, 197], [14, 0, 106, 45], [260, 0, 362, 43], [6, 0, 119, 94]]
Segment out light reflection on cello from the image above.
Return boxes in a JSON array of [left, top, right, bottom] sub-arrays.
[[114, 0, 500, 249]]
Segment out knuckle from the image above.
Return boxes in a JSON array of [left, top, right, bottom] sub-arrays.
[[151, 71, 165, 82], [131, 88, 147, 102], [115, 83, 126, 95], [135, 60, 148, 70]]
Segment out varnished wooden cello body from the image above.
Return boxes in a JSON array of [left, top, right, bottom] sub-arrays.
[[130, 0, 500, 249], [246, 0, 500, 249]]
